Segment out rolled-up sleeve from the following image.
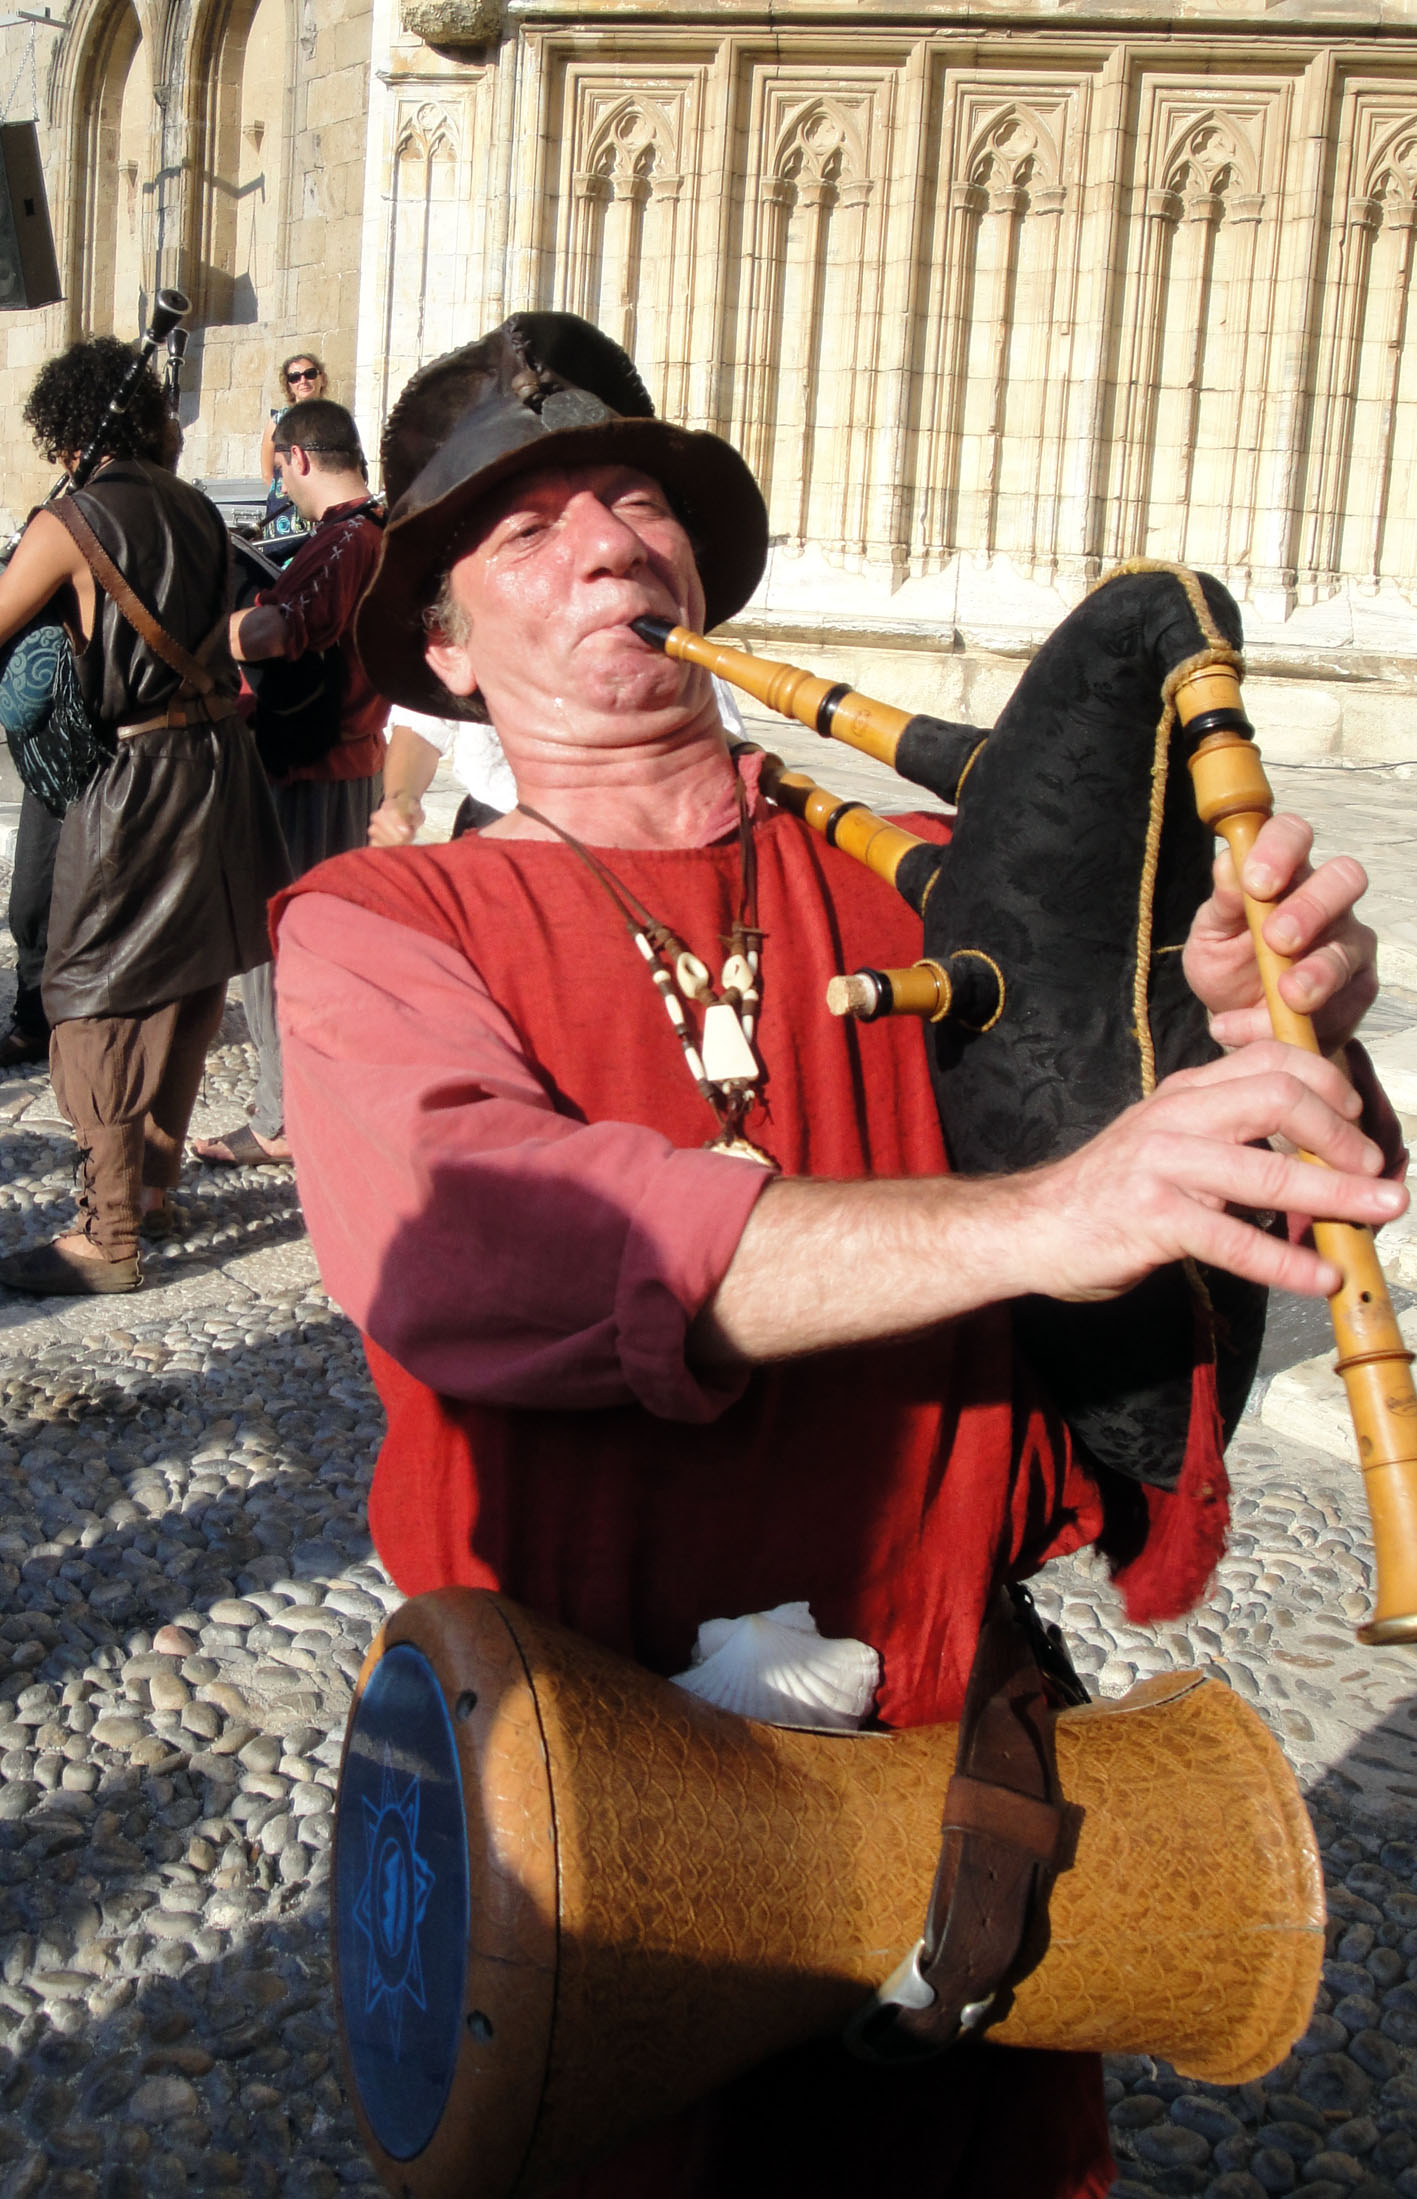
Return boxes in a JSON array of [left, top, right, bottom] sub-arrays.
[[277, 893, 771, 1420]]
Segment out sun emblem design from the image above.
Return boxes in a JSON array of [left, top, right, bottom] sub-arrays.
[[352, 1746, 436, 2056]]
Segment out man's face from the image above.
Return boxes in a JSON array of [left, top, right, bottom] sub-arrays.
[[423, 462, 714, 753], [274, 446, 318, 521]]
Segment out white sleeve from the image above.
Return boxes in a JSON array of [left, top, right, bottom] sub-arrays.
[[450, 721, 517, 809], [712, 676, 746, 737], [390, 708, 457, 757]]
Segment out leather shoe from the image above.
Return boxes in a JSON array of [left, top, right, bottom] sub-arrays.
[[0, 1240, 142, 1295], [0, 1024, 48, 1070]]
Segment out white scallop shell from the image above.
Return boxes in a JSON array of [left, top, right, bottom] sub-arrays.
[[670, 1601, 880, 1730]]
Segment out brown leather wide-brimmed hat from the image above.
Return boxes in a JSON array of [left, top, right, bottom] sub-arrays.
[[355, 311, 770, 715]]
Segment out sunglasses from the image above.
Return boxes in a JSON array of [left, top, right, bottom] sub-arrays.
[[286, 367, 320, 385]]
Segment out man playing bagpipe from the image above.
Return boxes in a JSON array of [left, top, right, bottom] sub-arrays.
[[273, 313, 1405, 2196], [0, 336, 286, 1293]]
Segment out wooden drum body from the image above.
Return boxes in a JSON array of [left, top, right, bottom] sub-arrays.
[[332, 1587, 1324, 2199]]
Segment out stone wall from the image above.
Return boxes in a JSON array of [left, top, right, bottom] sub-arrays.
[[0, 0, 373, 527], [354, 0, 1417, 759], [2, 0, 1417, 755]]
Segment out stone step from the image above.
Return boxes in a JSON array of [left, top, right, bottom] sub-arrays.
[[1260, 1288, 1417, 1459]]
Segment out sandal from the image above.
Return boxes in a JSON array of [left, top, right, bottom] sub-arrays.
[[191, 1124, 293, 1167]]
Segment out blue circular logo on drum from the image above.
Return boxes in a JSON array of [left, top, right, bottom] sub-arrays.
[[363, 1782, 428, 2000], [335, 1642, 470, 2162]]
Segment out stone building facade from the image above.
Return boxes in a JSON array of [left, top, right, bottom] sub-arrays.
[[0, 0, 372, 509], [2, 0, 1417, 761]]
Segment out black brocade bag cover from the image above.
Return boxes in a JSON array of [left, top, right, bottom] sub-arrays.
[[0, 620, 114, 817], [889, 567, 1267, 1491]]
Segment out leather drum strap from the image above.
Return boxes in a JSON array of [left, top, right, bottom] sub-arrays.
[[847, 1586, 1083, 2063], [51, 493, 218, 698]]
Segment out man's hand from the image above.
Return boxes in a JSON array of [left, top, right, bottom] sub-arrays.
[[1009, 1042, 1402, 1305], [229, 603, 290, 664], [368, 792, 424, 847], [1183, 811, 1378, 1052], [691, 1040, 1407, 1369]]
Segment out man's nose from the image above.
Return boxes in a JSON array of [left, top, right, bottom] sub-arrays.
[[564, 490, 646, 571]]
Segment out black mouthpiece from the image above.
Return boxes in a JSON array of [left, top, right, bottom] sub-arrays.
[[631, 615, 674, 651]]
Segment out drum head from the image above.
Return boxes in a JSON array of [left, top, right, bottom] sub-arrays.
[[333, 1591, 560, 2199], [335, 1640, 470, 2163]]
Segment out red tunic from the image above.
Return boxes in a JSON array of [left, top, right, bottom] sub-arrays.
[[276, 799, 1127, 2196], [278, 805, 1115, 1706]]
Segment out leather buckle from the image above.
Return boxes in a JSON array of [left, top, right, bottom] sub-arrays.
[[845, 1938, 1003, 2065], [845, 1586, 1083, 2067]]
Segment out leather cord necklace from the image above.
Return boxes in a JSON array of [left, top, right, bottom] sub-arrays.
[[517, 777, 777, 1167]]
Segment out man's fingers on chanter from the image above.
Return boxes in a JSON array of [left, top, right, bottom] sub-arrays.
[[1278, 931, 1377, 1015], [1241, 1079, 1380, 1173], [1201, 843, 1244, 921], [1187, 1204, 1337, 1296], [1264, 855, 1371, 957], [1162, 1135, 1398, 1223], [1240, 812, 1315, 901], [1153, 1043, 1361, 1115]]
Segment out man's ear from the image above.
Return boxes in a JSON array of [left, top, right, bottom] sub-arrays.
[[283, 444, 312, 481], [423, 628, 480, 699]]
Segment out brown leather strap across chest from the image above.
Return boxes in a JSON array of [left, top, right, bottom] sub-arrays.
[[52, 491, 226, 704]]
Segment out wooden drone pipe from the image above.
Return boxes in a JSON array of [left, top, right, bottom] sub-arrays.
[[827, 962, 954, 1023], [754, 750, 925, 889], [1179, 664, 1417, 1646], [632, 615, 912, 771], [824, 953, 1006, 1033]]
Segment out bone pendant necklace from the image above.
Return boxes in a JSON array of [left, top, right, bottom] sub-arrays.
[[517, 786, 777, 1169]]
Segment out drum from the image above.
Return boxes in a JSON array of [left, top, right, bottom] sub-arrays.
[[333, 1586, 1323, 2199]]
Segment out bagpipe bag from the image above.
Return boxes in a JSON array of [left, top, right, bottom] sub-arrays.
[[885, 565, 1268, 1500]]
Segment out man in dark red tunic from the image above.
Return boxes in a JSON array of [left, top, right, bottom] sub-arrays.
[[194, 398, 387, 1169], [275, 315, 1401, 2197]]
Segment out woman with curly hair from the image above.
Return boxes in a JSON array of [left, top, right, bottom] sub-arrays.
[[0, 335, 286, 1294]]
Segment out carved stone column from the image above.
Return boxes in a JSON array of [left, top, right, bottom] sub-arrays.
[[567, 170, 612, 324], [605, 169, 651, 357], [1108, 188, 1183, 562], [1298, 194, 1383, 601], [738, 176, 795, 488], [1359, 196, 1416, 592]]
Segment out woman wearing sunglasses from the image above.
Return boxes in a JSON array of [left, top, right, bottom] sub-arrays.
[[260, 353, 329, 546]]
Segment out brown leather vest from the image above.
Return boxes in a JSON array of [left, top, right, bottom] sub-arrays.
[[68, 459, 240, 726]]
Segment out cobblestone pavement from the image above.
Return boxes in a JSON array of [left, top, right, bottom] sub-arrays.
[[0, 757, 1415, 2198]]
